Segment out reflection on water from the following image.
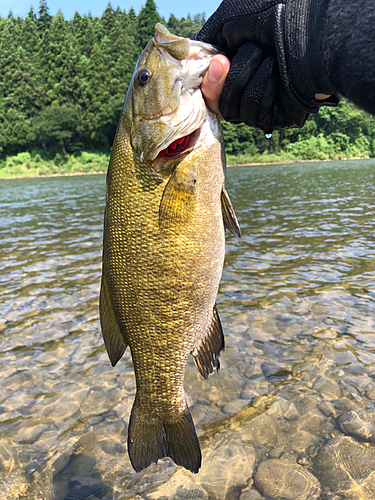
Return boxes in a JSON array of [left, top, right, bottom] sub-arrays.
[[1, 160, 375, 499]]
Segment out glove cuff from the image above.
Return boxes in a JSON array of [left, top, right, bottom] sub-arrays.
[[281, 0, 340, 112]]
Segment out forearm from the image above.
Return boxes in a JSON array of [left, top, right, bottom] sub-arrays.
[[320, 0, 375, 114]]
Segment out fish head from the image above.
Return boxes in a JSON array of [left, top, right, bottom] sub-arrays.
[[124, 23, 217, 169]]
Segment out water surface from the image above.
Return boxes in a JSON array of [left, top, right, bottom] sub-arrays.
[[1, 160, 375, 499]]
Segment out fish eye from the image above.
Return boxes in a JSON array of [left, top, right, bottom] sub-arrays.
[[137, 68, 151, 86]]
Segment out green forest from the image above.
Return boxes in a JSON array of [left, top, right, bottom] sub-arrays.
[[1, 0, 375, 177]]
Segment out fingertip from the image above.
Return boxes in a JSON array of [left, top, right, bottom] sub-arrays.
[[202, 55, 230, 117], [207, 55, 230, 83]]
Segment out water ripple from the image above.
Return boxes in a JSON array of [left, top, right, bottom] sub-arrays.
[[2, 162, 375, 498]]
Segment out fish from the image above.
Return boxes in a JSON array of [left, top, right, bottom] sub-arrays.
[[99, 23, 240, 474]]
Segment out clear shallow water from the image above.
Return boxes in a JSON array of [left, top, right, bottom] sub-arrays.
[[1, 160, 375, 499]]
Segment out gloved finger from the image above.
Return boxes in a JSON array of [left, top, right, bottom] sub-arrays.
[[219, 42, 263, 122], [273, 90, 309, 129], [220, 48, 309, 132], [241, 59, 309, 131], [238, 56, 278, 132]]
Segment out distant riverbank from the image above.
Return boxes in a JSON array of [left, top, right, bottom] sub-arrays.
[[0, 151, 372, 179]]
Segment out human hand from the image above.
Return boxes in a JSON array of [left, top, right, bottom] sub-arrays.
[[202, 56, 331, 119], [195, 0, 339, 132]]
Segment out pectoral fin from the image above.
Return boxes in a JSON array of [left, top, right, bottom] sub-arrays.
[[99, 274, 128, 367], [192, 304, 224, 379], [159, 165, 197, 230], [221, 188, 241, 237]]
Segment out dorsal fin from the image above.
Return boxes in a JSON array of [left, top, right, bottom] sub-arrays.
[[99, 274, 128, 367], [221, 188, 241, 237], [192, 304, 224, 379]]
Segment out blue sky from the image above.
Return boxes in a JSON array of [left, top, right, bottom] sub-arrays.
[[0, 0, 220, 21]]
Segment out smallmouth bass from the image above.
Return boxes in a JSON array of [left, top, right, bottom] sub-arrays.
[[100, 24, 240, 474]]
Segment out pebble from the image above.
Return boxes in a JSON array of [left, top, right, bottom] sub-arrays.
[[318, 398, 357, 418], [244, 365, 263, 379], [198, 437, 255, 498], [240, 381, 269, 400], [146, 473, 209, 499], [242, 414, 278, 448], [99, 438, 127, 455], [296, 410, 330, 436], [239, 487, 266, 499], [42, 397, 80, 421], [0, 441, 14, 478], [15, 424, 49, 445], [222, 399, 249, 415], [365, 385, 375, 400], [261, 361, 291, 379], [313, 377, 341, 399], [288, 431, 319, 454], [254, 459, 321, 500], [67, 476, 105, 499], [267, 398, 299, 421], [51, 450, 73, 478]]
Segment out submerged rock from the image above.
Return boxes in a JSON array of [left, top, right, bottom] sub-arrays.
[[314, 435, 375, 498], [146, 433, 255, 500], [198, 436, 255, 498], [0, 441, 14, 479], [239, 487, 266, 499], [312, 377, 341, 400], [67, 475, 105, 499], [254, 459, 321, 500], [339, 408, 375, 443]]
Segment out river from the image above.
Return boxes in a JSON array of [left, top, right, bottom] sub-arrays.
[[1, 159, 375, 499]]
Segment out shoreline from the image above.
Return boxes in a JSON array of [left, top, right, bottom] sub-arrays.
[[0, 157, 372, 180], [229, 156, 370, 167]]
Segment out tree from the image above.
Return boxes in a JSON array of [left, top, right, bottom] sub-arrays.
[[74, 14, 97, 57], [0, 46, 44, 154], [37, 0, 52, 34], [20, 8, 40, 58], [38, 10, 81, 105], [1, 2, 374, 160], [32, 104, 83, 153], [136, 0, 160, 50]]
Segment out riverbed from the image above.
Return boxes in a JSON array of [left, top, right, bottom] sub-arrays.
[[1, 159, 375, 499]]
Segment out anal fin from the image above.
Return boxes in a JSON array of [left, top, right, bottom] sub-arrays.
[[192, 304, 225, 379], [99, 274, 127, 366], [221, 188, 241, 237]]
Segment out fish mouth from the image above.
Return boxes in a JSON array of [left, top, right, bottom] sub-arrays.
[[156, 129, 200, 159]]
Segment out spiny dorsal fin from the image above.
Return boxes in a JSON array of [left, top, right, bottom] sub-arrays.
[[99, 274, 128, 367], [192, 304, 225, 379], [221, 188, 241, 237], [159, 164, 197, 230]]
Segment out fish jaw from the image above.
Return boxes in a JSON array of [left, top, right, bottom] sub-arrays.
[[143, 86, 207, 166], [126, 24, 217, 166]]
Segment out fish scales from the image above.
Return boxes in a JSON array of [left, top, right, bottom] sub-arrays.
[[100, 23, 240, 474]]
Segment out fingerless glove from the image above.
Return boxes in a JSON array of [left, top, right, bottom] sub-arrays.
[[195, 0, 340, 132]]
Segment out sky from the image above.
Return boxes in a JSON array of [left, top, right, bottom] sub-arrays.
[[0, 0, 220, 21]]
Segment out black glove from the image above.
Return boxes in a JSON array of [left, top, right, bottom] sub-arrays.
[[194, 0, 340, 133]]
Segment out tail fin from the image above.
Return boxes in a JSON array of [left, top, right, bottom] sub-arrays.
[[128, 400, 201, 474]]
